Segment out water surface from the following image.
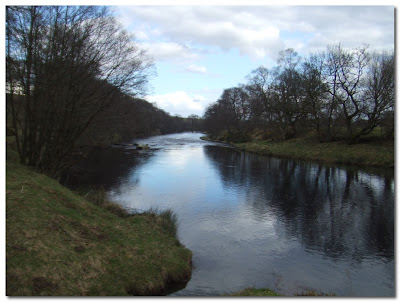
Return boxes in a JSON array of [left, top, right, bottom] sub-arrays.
[[70, 132, 395, 296]]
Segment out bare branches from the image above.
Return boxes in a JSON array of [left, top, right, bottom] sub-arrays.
[[203, 44, 394, 144], [6, 6, 154, 177]]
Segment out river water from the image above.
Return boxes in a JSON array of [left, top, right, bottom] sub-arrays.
[[66, 132, 394, 296]]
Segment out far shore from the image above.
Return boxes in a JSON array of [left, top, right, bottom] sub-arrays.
[[201, 135, 394, 169]]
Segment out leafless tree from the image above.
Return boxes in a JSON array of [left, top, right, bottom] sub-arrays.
[[325, 44, 370, 143], [359, 51, 395, 138], [203, 44, 393, 144], [6, 6, 153, 177], [300, 53, 329, 140]]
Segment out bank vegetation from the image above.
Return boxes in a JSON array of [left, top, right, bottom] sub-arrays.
[[6, 139, 192, 296], [203, 45, 394, 166], [6, 6, 195, 296]]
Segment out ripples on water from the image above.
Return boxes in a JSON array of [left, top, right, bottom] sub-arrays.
[[66, 132, 395, 296]]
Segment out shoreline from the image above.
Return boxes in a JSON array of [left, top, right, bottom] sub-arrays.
[[201, 135, 394, 169], [6, 143, 192, 296]]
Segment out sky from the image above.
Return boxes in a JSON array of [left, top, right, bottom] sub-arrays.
[[1, 2, 396, 118], [113, 5, 395, 118]]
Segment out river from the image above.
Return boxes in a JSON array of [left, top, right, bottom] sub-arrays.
[[64, 132, 394, 296]]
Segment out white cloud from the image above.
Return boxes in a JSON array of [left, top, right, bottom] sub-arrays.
[[281, 6, 394, 52], [116, 5, 394, 118], [117, 6, 283, 59], [117, 6, 394, 60], [139, 41, 199, 61], [146, 91, 211, 117], [185, 64, 208, 74], [133, 30, 149, 41]]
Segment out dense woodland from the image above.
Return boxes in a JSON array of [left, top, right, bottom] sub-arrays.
[[6, 6, 203, 178], [203, 46, 394, 144]]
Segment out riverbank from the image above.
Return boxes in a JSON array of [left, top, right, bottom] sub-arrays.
[[225, 287, 335, 297], [226, 287, 334, 296], [202, 135, 394, 168], [227, 288, 280, 296], [6, 143, 192, 296]]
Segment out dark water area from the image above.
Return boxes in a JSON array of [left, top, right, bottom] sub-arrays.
[[63, 132, 394, 296]]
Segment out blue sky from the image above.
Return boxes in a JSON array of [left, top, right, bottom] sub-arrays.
[[1, 2, 396, 118], [114, 5, 394, 117]]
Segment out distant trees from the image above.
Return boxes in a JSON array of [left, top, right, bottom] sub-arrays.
[[187, 114, 204, 132], [203, 87, 250, 141], [203, 44, 394, 144], [6, 6, 153, 177], [77, 94, 204, 146]]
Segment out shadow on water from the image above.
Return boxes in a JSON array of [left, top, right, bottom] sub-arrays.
[[60, 146, 156, 190], [203, 145, 394, 262]]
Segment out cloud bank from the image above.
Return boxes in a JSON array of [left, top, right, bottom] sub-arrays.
[[119, 6, 394, 60], [146, 91, 209, 117], [117, 5, 394, 118]]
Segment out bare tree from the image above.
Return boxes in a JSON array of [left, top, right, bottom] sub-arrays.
[[301, 52, 330, 140], [245, 67, 276, 134], [6, 6, 153, 177], [270, 49, 305, 139], [203, 44, 393, 144], [203, 102, 224, 136], [325, 44, 369, 143], [359, 51, 395, 138]]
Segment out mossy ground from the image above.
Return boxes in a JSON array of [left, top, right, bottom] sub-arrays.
[[6, 143, 192, 296]]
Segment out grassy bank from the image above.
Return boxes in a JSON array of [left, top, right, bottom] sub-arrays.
[[226, 287, 335, 296], [231, 137, 394, 168], [226, 288, 281, 296], [6, 145, 192, 296]]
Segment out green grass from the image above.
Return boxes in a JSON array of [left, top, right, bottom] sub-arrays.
[[226, 287, 335, 296], [6, 144, 192, 296], [233, 136, 394, 168], [294, 290, 335, 296], [144, 207, 180, 238], [226, 287, 281, 296]]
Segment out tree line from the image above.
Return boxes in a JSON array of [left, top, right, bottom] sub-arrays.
[[76, 93, 204, 147], [203, 45, 394, 144], [6, 6, 203, 178]]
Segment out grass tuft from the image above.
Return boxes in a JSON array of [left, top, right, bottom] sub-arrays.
[[143, 207, 180, 239], [159, 209, 179, 238]]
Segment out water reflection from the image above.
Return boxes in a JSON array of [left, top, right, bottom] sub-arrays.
[[60, 146, 155, 190], [203, 145, 394, 261], [63, 133, 394, 296]]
